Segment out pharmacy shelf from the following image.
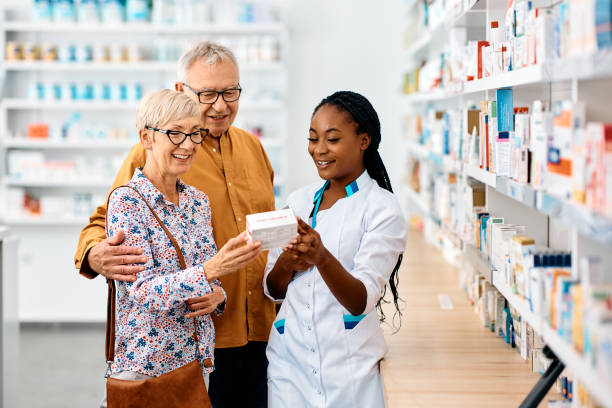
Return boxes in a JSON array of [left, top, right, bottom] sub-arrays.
[[402, 0, 484, 64], [1, 99, 283, 111], [1, 216, 88, 226], [491, 272, 540, 332], [404, 186, 429, 215], [2, 21, 283, 34], [464, 163, 496, 187], [405, 141, 429, 159], [494, 177, 537, 209], [537, 192, 612, 245], [4, 179, 113, 188], [463, 64, 545, 94], [413, 141, 612, 244], [464, 243, 492, 282], [1, 61, 283, 73], [400, 87, 462, 104], [491, 273, 612, 408], [463, 50, 612, 94], [2, 139, 134, 150], [405, 50, 612, 104]]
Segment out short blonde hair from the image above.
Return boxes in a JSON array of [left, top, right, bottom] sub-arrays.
[[135, 89, 200, 130], [177, 40, 239, 83]]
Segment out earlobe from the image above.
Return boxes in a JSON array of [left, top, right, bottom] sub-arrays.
[[139, 129, 152, 150], [175, 82, 183, 92], [361, 134, 371, 151]]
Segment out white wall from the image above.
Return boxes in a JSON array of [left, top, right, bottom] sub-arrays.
[[285, 0, 404, 195]]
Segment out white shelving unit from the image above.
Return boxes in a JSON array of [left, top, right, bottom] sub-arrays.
[[2, 21, 283, 34], [400, 0, 612, 405], [0, 2, 290, 322], [1, 61, 283, 73], [1, 98, 283, 111]]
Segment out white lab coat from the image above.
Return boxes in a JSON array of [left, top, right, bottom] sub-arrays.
[[264, 171, 407, 408]]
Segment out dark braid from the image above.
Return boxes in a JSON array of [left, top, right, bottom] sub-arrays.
[[313, 91, 404, 330]]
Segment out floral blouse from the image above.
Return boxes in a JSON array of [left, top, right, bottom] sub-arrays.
[[106, 168, 223, 376]]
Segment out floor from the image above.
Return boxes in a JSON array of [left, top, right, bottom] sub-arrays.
[[19, 323, 106, 408], [380, 229, 559, 408], [18, 229, 558, 407]]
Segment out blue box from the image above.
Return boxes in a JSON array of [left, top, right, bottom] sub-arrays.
[[496, 88, 514, 132]]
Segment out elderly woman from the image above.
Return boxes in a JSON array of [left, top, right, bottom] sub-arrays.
[[102, 89, 261, 403]]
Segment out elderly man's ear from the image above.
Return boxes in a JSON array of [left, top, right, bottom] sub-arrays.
[[139, 129, 153, 150]]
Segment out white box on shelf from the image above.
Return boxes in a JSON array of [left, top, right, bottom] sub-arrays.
[[246, 208, 297, 251]]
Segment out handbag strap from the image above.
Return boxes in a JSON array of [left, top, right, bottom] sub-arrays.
[[104, 184, 200, 368]]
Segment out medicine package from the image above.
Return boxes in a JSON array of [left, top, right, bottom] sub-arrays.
[[246, 208, 298, 251]]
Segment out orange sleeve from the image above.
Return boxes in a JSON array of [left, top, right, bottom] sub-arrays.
[[74, 143, 147, 279], [259, 140, 275, 186]]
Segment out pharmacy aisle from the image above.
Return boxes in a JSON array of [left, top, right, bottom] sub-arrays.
[[381, 229, 560, 408]]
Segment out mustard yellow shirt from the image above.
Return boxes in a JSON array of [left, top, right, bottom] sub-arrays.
[[74, 126, 277, 347]]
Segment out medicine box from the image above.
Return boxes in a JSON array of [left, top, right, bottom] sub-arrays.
[[246, 208, 298, 251]]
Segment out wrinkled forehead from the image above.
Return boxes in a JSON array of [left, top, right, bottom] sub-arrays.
[[186, 58, 240, 90]]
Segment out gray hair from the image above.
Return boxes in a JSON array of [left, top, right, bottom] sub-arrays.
[[135, 89, 200, 130], [177, 40, 239, 83]]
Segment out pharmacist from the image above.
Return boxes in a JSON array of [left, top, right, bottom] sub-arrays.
[[74, 41, 275, 408], [264, 91, 407, 407]]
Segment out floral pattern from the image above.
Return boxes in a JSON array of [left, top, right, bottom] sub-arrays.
[[107, 168, 223, 376]]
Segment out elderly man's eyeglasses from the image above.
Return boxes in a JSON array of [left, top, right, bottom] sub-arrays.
[[182, 83, 242, 104], [145, 126, 209, 145]]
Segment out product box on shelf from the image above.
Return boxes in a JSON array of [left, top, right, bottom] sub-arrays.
[[530, 100, 554, 190], [510, 235, 535, 295], [548, 100, 586, 200]]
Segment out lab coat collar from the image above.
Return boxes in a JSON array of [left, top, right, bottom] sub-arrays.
[[312, 170, 370, 204]]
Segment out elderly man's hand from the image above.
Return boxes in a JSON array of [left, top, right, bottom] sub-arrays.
[[185, 286, 225, 318], [87, 230, 148, 282]]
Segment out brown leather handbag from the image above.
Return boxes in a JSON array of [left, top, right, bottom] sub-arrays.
[[104, 185, 212, 408]]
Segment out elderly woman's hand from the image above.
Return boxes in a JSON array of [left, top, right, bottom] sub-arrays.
[[185, 285, 225, 318], [203, 231, 262, 281]]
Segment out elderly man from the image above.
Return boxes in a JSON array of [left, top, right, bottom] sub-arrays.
[[74, 41, 275, 408]]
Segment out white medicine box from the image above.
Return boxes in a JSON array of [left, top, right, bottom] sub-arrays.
[[246, 208, 298, 250]]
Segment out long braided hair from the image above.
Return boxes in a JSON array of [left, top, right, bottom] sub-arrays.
[[312, 91, 404, 327]]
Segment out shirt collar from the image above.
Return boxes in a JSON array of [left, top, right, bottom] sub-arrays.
[[131, 168, 186, 206], [312, 170, 369, 204]]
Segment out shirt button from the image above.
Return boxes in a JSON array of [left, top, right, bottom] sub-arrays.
[[248, 290, 252, 295], [307, 325, 312, 331], [306, 304, 311, 309], [310, 347, 315, 353], [212, 148, 216, 152], [312, 368, 317, 375], [228, 182, 232, 187], [238, 217, 242, 222], [317, 390, 322, 395]]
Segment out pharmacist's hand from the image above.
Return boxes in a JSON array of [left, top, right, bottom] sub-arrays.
[[203, 231, 262, 280], [277, 249, 311, 273], [285, 218, 328, 267], [185, 285, 225, 318], [87, 230, 148, 282]]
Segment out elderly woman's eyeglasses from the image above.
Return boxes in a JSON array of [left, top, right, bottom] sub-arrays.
[[145, 126, 209, 145], [182, 83, 242, 104]]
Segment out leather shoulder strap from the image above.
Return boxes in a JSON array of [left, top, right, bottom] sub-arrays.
[[104, 184, 195, 364]]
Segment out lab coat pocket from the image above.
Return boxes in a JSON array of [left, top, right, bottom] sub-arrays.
[[344, 312, 387, 368]]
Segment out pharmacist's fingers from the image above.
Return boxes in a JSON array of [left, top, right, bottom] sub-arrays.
[[296, 217, 315, 233]]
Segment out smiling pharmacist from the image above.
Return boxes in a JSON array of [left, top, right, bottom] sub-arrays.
[[74, 41, 275, 408]]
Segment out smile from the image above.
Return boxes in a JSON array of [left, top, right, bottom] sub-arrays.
[[172, 153, 191, 160], [208, 114, 228, 120], [316, 160, 334, 168]]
